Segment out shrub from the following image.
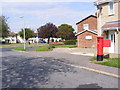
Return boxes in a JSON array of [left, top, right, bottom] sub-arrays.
[[64, 40, 76, 45]]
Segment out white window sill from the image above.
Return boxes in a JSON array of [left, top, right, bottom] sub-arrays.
[[108, 13, 114, 16], [86, 39, 92, 40]]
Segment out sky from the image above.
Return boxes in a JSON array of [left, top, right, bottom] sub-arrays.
[[1, 0, 96, 33]]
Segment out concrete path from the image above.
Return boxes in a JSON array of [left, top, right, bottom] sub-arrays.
[[53, 48, 96, 56], [26, 51, 119, 78]]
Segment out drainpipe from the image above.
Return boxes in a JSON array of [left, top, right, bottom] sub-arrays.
[[116, 27, 119, 32], [116, 27, 119, 55]]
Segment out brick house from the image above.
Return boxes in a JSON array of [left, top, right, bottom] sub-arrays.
[[76, 15, 98, 48], [94, 0, 120, 58]]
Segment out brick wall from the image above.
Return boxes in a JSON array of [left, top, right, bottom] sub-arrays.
[[77, 31, 97, 48], [77, 16, 97, 33]]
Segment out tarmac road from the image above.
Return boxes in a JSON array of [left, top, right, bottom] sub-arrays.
[[1, 47, 119, 88]]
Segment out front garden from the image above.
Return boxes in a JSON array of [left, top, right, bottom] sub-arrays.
[[90, 57, 120, 68]]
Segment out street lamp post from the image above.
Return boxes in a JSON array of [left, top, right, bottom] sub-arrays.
[[20, 16, 26, 50]]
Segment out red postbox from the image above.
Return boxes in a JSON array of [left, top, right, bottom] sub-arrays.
[[97, 36, 104, 61], [97, 36, 111, 61], [103, 39, 111, 47]]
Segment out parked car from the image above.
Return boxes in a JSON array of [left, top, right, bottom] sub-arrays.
[[41, 40, 46, 43], [0, 40, 5, 44]]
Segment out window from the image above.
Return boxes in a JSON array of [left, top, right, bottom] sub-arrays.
[[86, 35, 92, 40], [111, 34, 113, 41], [83, 24, 89, 30], [110, 34, 115, 42], [108, 2, 114, 15]]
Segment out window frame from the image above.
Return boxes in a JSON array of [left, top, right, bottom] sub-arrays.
[[85, 35, 92, 40], [83, 24, 89, 30], [108, 2, 115, 15]]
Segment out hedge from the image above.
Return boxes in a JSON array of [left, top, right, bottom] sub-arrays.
[[64, 40, 76, 45]]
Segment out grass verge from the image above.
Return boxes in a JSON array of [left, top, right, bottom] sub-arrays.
[[90, 57, 120, 68], [13, 47, 32, 51], [0, 43, 24, 47], [0, 43, 48, 47], [35, 46, 53, 51], [50, 42, 64, 45], [55, 45, 77, 48]]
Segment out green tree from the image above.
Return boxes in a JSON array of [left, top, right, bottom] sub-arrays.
[[0, 16, 9, 38], [37, 23, 58, 44], [19, 28, 35, 40], [56, 24, 76, 40], [58, 24, 74, 32]]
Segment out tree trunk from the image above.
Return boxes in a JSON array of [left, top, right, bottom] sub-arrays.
[[47, 37, 50, 44]]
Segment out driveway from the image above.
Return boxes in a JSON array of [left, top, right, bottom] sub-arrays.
[[1, 47, 119, 88]]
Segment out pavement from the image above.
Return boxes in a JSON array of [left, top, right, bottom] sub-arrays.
[[1, 47, 119, 88], [53, 48, 96, 56], [25, 50, 120, 78]]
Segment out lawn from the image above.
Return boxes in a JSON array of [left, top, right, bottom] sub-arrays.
[[0, 43, 47, 47], [90, 57, 120, 68], [35, 44, 76, 51], [35, 46, 53, 51], [55, 45, 77, 48], [10, 42, 76, 51], [50, 42, 64, 45], [0, 43, 24, 47], [13, 47, 32, 51]]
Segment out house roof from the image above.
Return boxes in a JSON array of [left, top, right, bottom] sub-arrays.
[[94, 0, 119, 5], [102, 20, 120, 30], [34, 33, 37, 37], [76, 15, 97, 25], [8, 32, 16, 36], [75, 29, 98, 36]]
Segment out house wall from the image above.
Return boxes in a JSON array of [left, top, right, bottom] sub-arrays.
[[77, 16, 97, 33], [17, 35, 24, 43], [118, 2, 120, 55], [118, 30, 120, 55], [77, 31, 97, 48], [5, 36, 17, 43], [97, 1, 120, 57], [98, 2, 119, 35]]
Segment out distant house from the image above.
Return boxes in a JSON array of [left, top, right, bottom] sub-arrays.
[[76, 15, 98, 48], [43, 37, 62, 43], [5, 32, 17, 43], [28, 37, 39, 43], [5, 32, 23, 43], [94, 0, 120, 58]]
